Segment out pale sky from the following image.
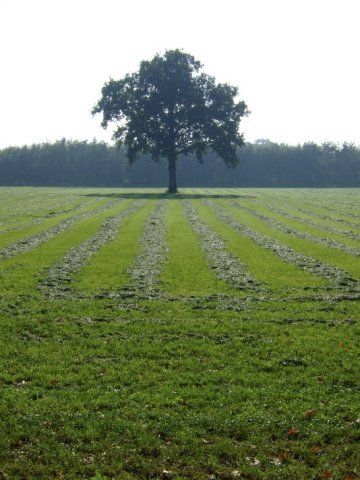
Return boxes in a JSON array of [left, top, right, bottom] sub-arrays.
[[0, 0, 359, 148]]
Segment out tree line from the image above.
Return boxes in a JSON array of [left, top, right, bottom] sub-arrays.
[[0, 138, 359, 187]]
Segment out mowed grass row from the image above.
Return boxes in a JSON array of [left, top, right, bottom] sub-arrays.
[[0, 200, 134, 296], [0, 189, 86, 222], [216, 199, 360, 281], [247, 189, 360, 227], [193, 201, 326, 291], [64, 197, 337, 297], [162, 200, 235, 297], [0, 198, 95, 236], [75, 200, 157, 294], [75, 198, 244, 298], [76, 194, 324, 298], [254, 201, 360, 236], [2, 195, 242, 299], [248, 196, 360, 235], [0, 196, 111, 251], [236, 199, 360, 246], [0, 190, 358, 299]]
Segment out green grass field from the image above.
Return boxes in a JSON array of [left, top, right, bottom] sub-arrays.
[[0, 187, 359, 480]]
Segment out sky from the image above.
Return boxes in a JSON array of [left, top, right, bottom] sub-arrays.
[[0, 0, 359, 148]]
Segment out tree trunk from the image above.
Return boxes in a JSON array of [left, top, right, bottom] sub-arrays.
[[167, 153, 177, 193]]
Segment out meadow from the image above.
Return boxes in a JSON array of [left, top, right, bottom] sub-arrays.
[[0, 187, 359, 480]]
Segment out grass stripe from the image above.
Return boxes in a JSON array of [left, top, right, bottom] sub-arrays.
[[262, 199, 360, 231], [233, 201, 360, 255], [252, 201, 360, 238], [40, 201, 144, 298], [126, 199, 168, 296], [221, 199, 360, 281], [210, 200, 359, 287], [0, 198, 98, 234], [255, 193, 360, 227], [0, 195, 108, 248], [75, 201, 157, 295], [0, 200, 133, 297], [182, 200, 261, 292], [0, 199, 117, 260], [162, 200, 233, 296], [195, 201, 326, 291]]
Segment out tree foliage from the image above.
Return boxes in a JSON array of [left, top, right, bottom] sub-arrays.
[[92, 49, 249, 191], [0, 139, 359, 187]]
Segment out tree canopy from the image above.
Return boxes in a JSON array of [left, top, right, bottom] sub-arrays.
[[92, 49, 249, 192]]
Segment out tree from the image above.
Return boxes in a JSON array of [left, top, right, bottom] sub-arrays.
[[92, 49, 249, 193]]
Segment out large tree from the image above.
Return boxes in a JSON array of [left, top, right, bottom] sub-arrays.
[[92, 49, 249, 193]]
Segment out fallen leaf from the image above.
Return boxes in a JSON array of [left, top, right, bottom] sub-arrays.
[[304, 409, 317, 418], [310, 446, 322, 453], [322, 470, 332, 479], [287, 427, 299, 436], [277, 451, 290, 460]]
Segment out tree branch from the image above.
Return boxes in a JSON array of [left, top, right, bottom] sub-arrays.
[[175, 141, 203, 156]]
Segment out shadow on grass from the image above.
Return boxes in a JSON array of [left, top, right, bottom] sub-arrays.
[[80, 191, 255, 200]]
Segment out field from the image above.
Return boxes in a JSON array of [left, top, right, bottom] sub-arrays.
[[0, 187, 359, 480]]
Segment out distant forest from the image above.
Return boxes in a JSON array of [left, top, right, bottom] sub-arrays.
[[0, 139, 359, 187]]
